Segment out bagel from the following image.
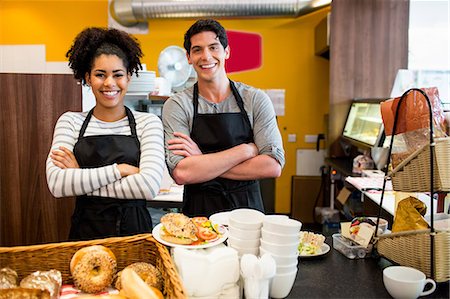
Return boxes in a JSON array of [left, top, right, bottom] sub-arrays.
[[115, 262, 163, 292], [70, 245, 117, 294], [159, 213, 198, 245]]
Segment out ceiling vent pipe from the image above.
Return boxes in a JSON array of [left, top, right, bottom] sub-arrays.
[[110, 0, 331, 26]]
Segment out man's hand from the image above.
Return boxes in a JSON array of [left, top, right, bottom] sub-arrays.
[[167, 132, 203, 157], [51, 146, 80, 169]]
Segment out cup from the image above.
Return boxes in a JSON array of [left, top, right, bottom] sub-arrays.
[[383, 266, 436, 299]]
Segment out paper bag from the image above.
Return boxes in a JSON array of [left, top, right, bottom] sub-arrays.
[[392, 196, 429, 232], [381, 87, 447, 168]]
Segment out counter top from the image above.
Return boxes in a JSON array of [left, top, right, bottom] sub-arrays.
[[287, 237, 449, 298], [345, 176, 435, 216]]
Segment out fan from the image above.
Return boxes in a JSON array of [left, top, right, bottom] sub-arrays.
[[157, 45, 195, 92]]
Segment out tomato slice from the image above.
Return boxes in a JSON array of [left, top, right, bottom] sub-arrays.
[[197, 227, 218, 241], [192, 217, 209, 227]]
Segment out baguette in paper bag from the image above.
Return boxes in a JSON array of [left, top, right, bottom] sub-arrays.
[[392, 196, 429, 232]]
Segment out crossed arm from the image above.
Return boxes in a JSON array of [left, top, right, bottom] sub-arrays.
[[50, 146, 139, 177], [46, 112, 164, 200], [167, 132, 281, 185]]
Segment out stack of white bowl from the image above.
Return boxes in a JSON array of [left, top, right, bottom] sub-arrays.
[[128, 71, 156, 93], [227, 208, 265, 257], [260, 215, 302, 299]]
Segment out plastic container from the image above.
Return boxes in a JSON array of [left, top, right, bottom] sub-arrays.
[[332, 233, 373, 259]]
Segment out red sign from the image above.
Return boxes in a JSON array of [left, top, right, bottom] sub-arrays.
[[225, 30, 262, 73]]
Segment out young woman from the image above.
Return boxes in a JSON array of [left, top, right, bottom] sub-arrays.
[[46, 27, 164, 240]]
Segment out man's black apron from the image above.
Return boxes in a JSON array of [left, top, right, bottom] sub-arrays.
[[69, 107, 152, 240], [183, 80, 264, 217]]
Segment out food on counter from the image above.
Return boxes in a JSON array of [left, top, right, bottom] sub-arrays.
[[77, 295, 127, 299], [192, 217, 219, 241], [298, 231, 325, 255], [0, 287, 51, 299], [160, 213, 198, 245], [115, 262, 163, 292], [0, 268, 18, 289], [20, 270, 61, 299], [349, 217, 377, 236], [70, 245, 117, 294], [119, 268, 164, 299]]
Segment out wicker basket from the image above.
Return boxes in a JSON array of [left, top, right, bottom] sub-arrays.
[[390, 137, 450, 192], [376, 229, 450, 283], [0, 234, 187, 298]]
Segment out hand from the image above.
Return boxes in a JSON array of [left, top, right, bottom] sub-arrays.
[[50, 146, 79, 169], [167, 132, 203, 157], [117, 164, 139, 177], [246, 142, 259, 157]]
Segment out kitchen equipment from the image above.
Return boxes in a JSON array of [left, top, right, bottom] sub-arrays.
[[157, 45, 195, 92]]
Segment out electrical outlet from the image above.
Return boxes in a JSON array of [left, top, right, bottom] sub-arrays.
[[288, 134, 297, 142], [305, 135, 318, 143]]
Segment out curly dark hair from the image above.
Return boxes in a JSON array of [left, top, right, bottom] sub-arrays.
[[66, 27, 143, 85], [183, 19, 228, 54]]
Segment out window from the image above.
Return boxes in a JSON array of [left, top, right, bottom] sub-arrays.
[[399, 0, 450, 109]]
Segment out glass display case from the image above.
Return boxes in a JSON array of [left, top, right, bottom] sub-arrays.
[[342, 99, 385, 150]]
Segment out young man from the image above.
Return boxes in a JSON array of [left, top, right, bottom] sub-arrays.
[[162, 19, 285, 217]]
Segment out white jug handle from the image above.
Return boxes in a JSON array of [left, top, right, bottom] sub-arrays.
[[421, 278, 436, 296]]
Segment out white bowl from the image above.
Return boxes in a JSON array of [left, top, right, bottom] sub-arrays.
[[210, 211, 231, 226], [228, 243, 259, 256], [264, 214, 289, 221], [228, 235, 260, 248], [270, 268, 298, 298], [228, 225, 261, 240], [261, 227, 299, 244], [260, 239, 299, 256], [263, 217, 302, 235], [259, 247, 298, 266], [228, 208, 265, 230], [276, 263, 298, 274]]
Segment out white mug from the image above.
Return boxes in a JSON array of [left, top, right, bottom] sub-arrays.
[[383, 266, 436, 299]]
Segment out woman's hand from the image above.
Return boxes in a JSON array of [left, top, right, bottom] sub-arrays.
[[167, 132, 203, 157], [117, 164, 139, 177], [51, 146, 79, 169]]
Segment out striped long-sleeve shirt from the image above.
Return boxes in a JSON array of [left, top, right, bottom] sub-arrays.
[[46, 109, 164, 200]]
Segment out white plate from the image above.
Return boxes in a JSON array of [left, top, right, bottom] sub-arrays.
[[210, 211, 231, 226], [152, 223, 228, 249], [299, 243, 330, 258]]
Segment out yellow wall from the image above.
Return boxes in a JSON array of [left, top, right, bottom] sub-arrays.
[[0, 1, 330, 214]]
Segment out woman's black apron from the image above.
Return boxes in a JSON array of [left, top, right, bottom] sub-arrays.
[[69, 107, 152, 240], [182, 81, 264, 217]]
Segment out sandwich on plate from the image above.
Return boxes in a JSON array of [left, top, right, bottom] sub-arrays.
[[159, 213, 198, 245]]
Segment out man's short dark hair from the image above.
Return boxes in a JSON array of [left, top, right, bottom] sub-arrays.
[[183, 19, 228, 53]]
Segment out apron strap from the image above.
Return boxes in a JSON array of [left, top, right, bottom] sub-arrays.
[[124, 106, 140, 148], [193, 83, 200, 118], [229, 80, 253, 130], [78, 108, 94, 139]]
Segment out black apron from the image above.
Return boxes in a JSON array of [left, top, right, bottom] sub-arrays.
[[68, 107, 152, 240], [183, 80, 264, 217]]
